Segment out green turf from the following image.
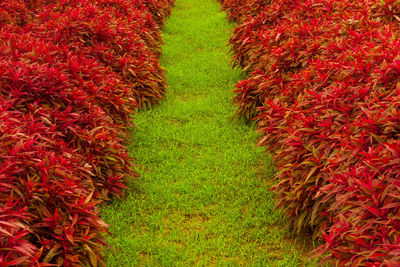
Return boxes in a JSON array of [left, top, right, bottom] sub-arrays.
[[100, 0, 318, 265]]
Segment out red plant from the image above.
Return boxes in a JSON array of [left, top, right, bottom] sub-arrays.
[[222, 0, 400, 264], [0, 98, 108, 265], [0, 0, 174, 264], [0, 198, 35, 266], [218, 0, 271, 23], [31, 0, 167, 109]]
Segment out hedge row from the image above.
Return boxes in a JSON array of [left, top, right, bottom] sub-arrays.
[[220, 0, 400, 265], [0, 0, 173, 265]]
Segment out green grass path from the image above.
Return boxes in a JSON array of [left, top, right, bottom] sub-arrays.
[[101, 0, 315, 265]]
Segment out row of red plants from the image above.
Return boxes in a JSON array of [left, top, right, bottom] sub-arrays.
[[0, 0, 173, 265], [220, 0, 400, 265]]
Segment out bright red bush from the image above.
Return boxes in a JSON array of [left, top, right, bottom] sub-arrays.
[[130, 0, 175, 25], [0, 1, 31, 27], [230, 0, 363, 119], [0, 0, 174, 264], [0, 98, 108, 266], [219, 0, 270, 23], [222, 0, 400, 264], [0, 55, 124, 265], [0, 30, 136, 136], [31, 0, 167, 109]]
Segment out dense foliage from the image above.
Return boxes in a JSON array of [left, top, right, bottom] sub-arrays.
[[0, 0, 173, 265], [220, 0, 400, 265]]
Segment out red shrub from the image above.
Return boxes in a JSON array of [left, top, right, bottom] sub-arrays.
[[130, 0, 174, 25], [222, 0, 400, 264], [0, 196, 35, 266], [230, 0, 365, 119], [0, 99, 108, 266], [0, 30, 136, 134], [98, 0, 163, 57], [32, 0, 166, 108], [218, 0, 271, 22], [0, 0, 174, 264], [0, 1, 31, 27]]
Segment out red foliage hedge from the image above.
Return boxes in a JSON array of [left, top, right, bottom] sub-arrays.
[[221, 0, 400, 265], [34, 0, 168, 109], [218, 0, 270, 23], [0, 0, 174, 265]]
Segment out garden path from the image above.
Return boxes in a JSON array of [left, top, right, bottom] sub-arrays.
[[101, 0, 314, 265]]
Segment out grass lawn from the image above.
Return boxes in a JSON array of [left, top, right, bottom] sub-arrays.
[[100, 0, 318, 265]]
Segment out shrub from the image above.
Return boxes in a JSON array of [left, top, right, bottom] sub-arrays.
[[32, 0, 167, 109], [0, 97, 108, 266], [0, 0, 174, 264], [219, 0, 270, 23], [222, 0, 400, 264]]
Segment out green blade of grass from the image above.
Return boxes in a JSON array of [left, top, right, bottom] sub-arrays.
[[101, 0, 318, 266]]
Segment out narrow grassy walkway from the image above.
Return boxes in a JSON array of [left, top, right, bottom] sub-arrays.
[[101, 0, 316, 265]]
